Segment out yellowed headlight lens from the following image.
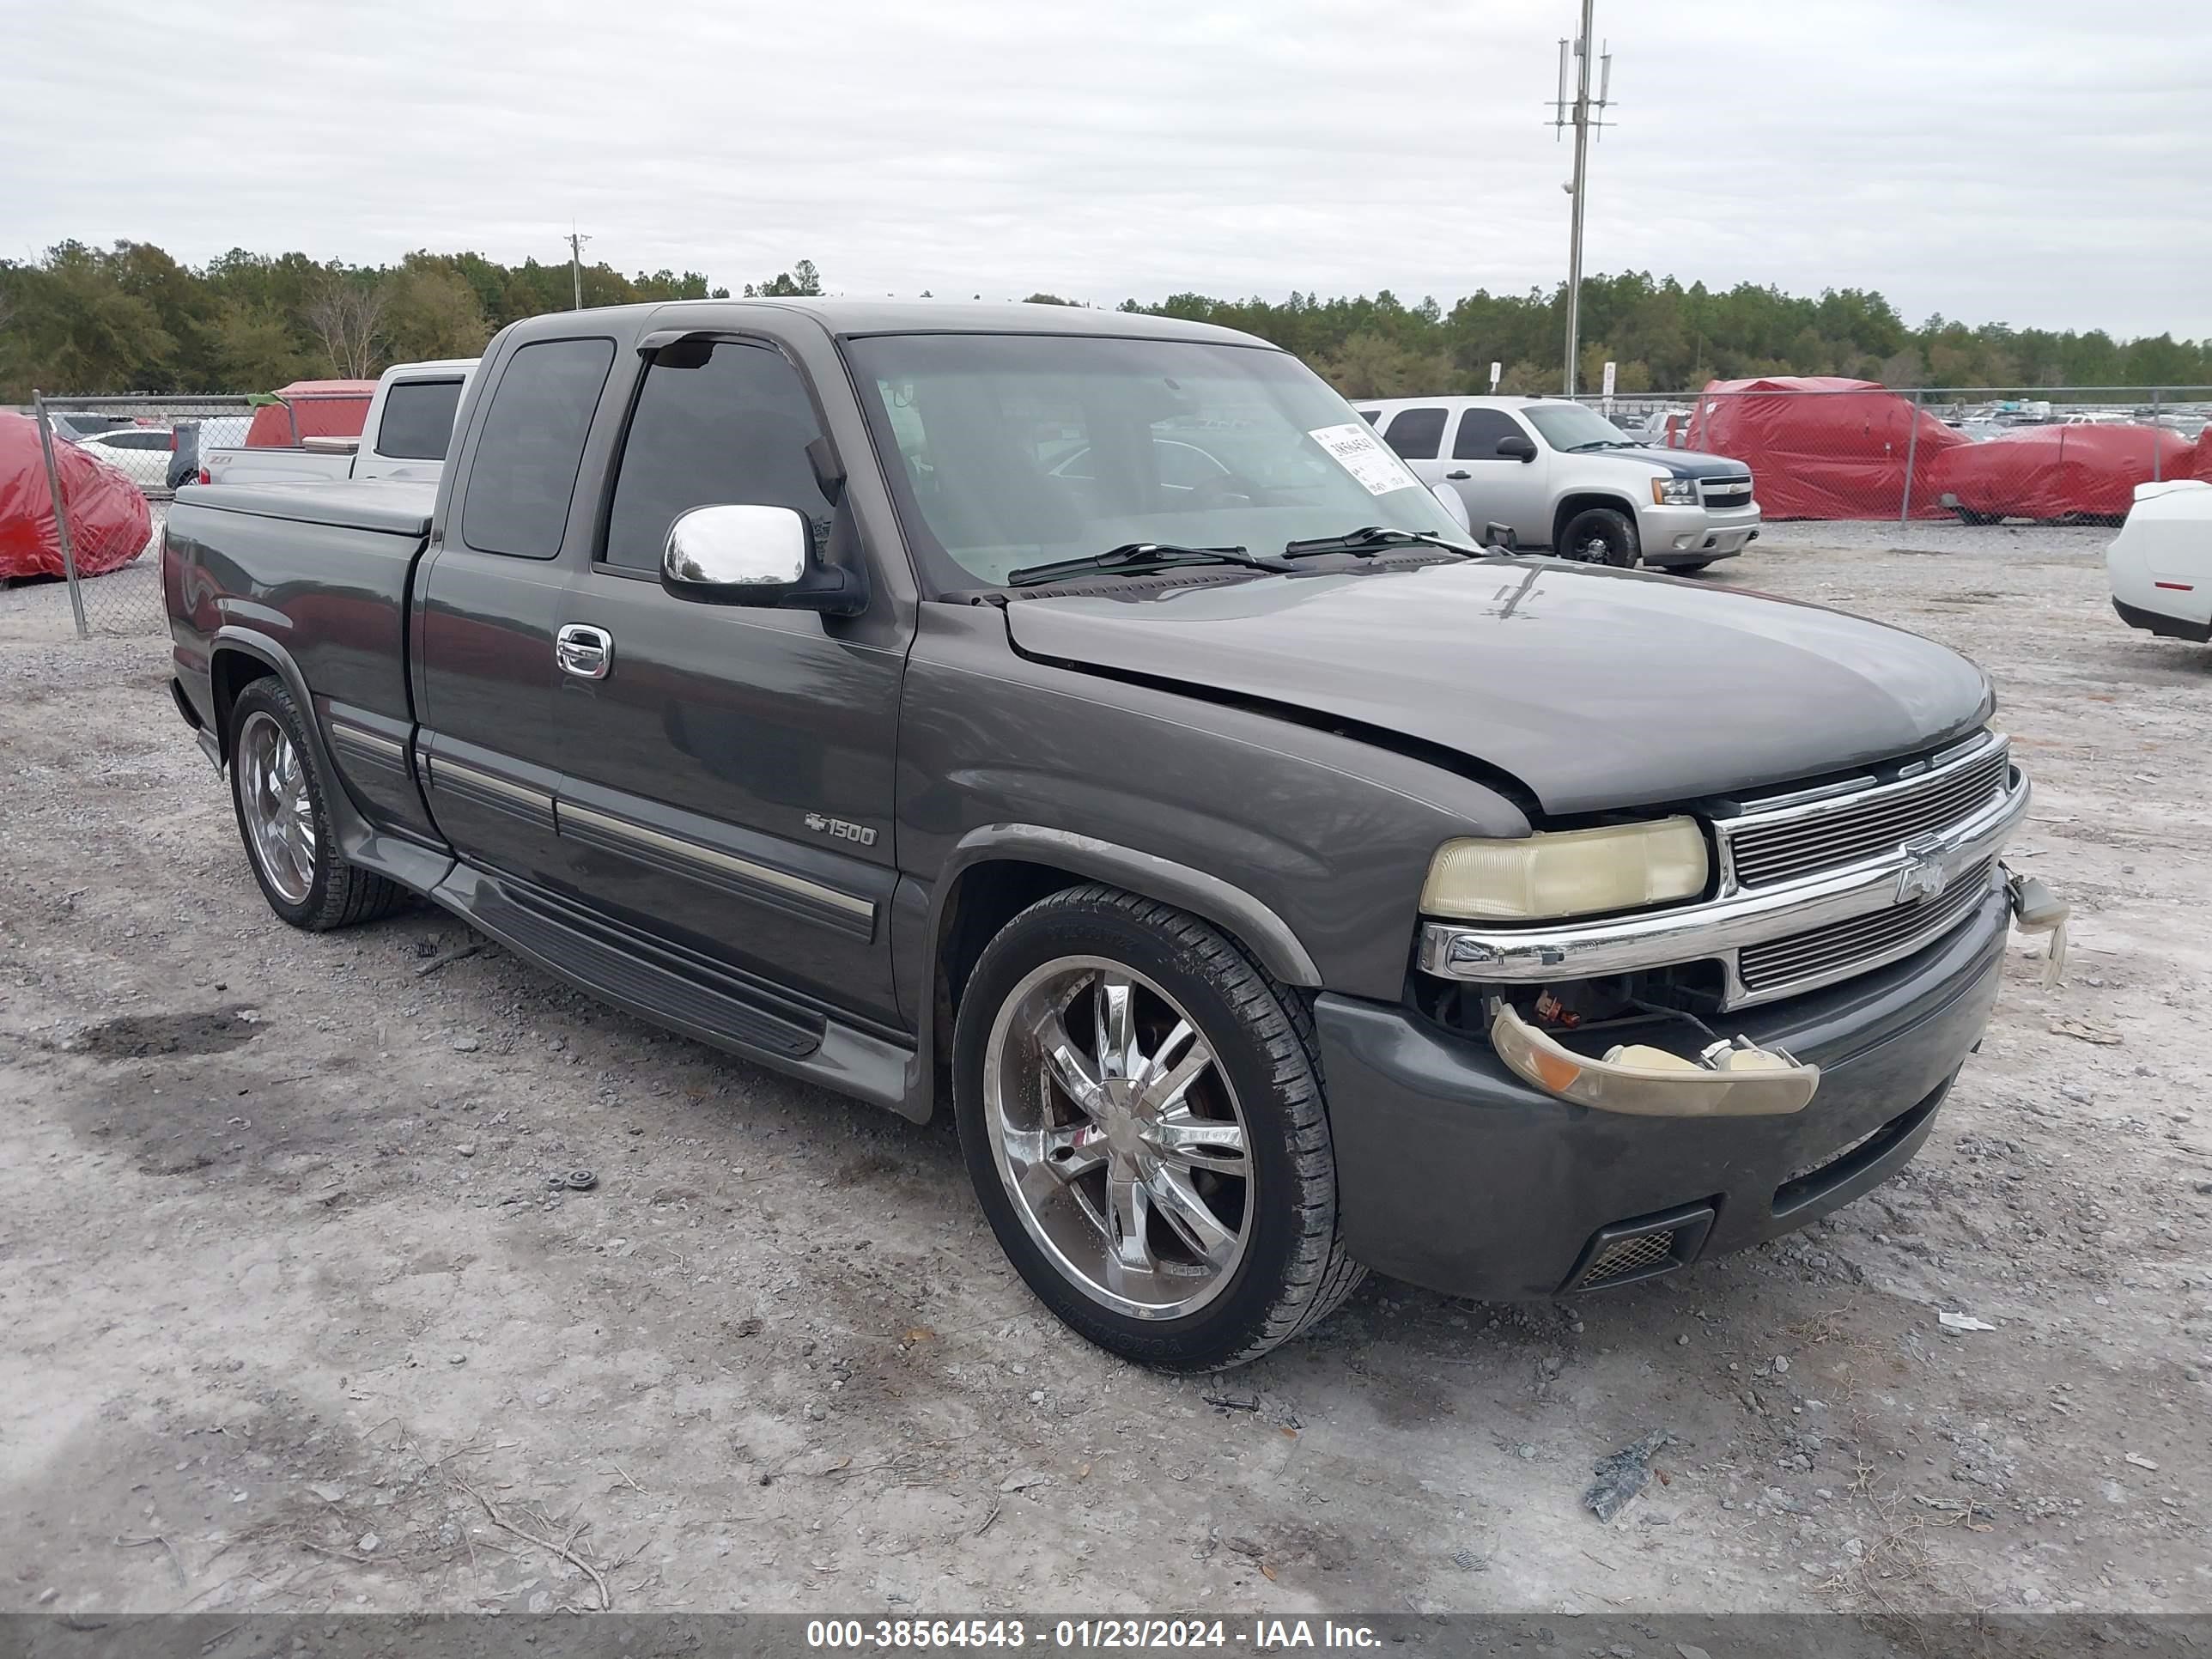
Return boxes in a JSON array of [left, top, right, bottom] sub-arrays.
[[1421, 818, 1709, 921]]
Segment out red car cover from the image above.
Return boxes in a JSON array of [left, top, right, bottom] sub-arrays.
[[243, 380, 377, 448], [1929, 424, 2194, 521], [2176, 429, 2212, 483], [1685, 377, 1967, 520], [0, 411, 154, 580]]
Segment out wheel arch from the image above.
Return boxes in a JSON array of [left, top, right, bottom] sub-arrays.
[[1552, 490, 1641, 551], [912, 828, 1326, 1119], [207, 629, 307, 764]]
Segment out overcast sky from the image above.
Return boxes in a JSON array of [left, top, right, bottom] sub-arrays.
[[8, 0, 2208, 338]]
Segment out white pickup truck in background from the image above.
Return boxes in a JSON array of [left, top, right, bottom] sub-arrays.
[[196, 359, 476, 488]]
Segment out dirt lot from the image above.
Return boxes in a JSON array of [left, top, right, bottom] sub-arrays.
[[3, 525, 2207, 1621]]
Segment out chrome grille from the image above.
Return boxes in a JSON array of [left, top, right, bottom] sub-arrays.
[[1738, 859, 1995, 996], [1726, 738, 2009, 889], [1698, 477, 1753, 509]]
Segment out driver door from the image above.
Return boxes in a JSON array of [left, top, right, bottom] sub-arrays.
[[548, 337, 905, 1025]]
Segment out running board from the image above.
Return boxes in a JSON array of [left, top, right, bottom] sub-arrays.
[[428, 861, 926, 1121]]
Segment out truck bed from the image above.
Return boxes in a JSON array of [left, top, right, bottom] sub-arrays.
[[175, 477, 435, 536], [166, 477, 440, 842]]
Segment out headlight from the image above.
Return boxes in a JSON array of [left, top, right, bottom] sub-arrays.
[[1421, 818, 1710, 922], [1651, 476, 1700, 507]]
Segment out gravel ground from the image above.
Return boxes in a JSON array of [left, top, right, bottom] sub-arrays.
[[2, 526, 2207, 1621]]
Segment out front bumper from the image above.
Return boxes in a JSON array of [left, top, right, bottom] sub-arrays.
[[1320, 890, 2008, 1301], [1639, 501, 1761, 565]]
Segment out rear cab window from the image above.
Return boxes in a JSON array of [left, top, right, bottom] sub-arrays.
[[376, 378, 465, 461], [459, 339, 616, 557], [1382, 406, 1447, 459]]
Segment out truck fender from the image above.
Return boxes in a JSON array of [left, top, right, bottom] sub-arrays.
[[931, 823, 1322, 988], [887, 823, 1326, 1125], [206, 627, 454, 898]]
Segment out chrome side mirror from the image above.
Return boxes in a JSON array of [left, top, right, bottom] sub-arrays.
[[661, 503, 864, 615]]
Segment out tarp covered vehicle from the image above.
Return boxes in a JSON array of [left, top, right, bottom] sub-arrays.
[[241, 380, 377, 449], [0, 411, 153, 580], [1931, 424, 2193, 524], [1685, 376, 1966, 520]]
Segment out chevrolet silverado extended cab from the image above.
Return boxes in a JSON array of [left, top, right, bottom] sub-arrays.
[[1355, 393, 1760, 571], [165, 301, 2037, 1371]]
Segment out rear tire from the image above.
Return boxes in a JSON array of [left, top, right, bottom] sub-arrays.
[[1559, 506, 1641, 568], [228, 678, 409, 932], [953, 885, 1364, 1370]]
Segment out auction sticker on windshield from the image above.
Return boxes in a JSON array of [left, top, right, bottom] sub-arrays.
[[1309, 422, 1420, 496]]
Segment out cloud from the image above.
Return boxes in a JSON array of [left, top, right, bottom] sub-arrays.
[[9, 0, 2208, 337]]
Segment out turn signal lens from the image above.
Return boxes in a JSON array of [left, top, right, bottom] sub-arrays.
[[1421, 818, 1709, 922]]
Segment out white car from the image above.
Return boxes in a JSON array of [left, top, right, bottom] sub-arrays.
[[2109, 479, 2212, 643], [78, 424, 185, 490]]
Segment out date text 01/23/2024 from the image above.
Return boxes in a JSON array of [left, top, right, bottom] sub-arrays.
[[804, 1619, 1383, 1650]]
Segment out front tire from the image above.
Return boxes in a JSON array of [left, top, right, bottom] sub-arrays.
[[953, 886, 1364, 1370], [227, 678, 408, 931], [1559, 506, 1641, 568]]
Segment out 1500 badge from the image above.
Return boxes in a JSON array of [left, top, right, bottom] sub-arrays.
[[805, 813, 878, 847]]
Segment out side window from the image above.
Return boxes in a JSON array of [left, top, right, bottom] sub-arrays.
[[377, 378, 465, 460], [1382, 406, 1446, 460], [1453, 408, 1523, 459], [1356, 409, 1381, 426], [602, 340, 828, 572], [459, 338, 616, 558]]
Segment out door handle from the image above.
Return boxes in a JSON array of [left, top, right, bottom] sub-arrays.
[[1445, 470, 1472, 480], [556, 623, 613, 680]]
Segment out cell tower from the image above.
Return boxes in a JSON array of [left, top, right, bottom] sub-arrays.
[[1551, 1, 1615, 397]]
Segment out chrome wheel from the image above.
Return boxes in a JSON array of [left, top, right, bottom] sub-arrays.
[[982, 955, 1252, 1320], [236, 709, 316, 905], [1575, 534, 1612, 561]]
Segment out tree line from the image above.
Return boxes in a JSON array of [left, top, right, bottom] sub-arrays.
[[4, 240, 2206, 403]]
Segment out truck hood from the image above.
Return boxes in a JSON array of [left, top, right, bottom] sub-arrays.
[[1002, 560, 1992, 817], [1599, 447, 1747, 479]]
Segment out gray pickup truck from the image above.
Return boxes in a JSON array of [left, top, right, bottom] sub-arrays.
[[163, 301, 2040, 1371]]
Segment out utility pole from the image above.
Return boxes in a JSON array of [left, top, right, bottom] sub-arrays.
[[568, 228, 592, 310], [1551, 1, 1613, 396]]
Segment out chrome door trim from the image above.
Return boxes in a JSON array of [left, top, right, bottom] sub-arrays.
[[557, 801, 875, 922], [427, 755, 556, 814]]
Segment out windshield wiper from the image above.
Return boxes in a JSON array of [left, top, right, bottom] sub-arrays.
[[1565, 439, 1640, 452], [1281, 526, 1483, 560], [1005, 542, 1293, 587]]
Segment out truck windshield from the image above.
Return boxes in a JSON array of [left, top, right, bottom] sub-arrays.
[[1522, 403, 1638, 452], [844, 333, 1468, 590]]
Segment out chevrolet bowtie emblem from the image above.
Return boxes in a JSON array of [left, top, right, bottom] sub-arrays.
[[1895, 833, 1948, 902]]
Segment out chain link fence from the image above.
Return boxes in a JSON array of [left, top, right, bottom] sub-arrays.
[[11, 387, 374, 641], [13, 379, 2212, 649], [13, 393, 254, 638], [1575, 384, 2212, 524]]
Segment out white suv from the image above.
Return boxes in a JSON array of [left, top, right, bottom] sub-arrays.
[[1353, 394, 1761, 572]]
